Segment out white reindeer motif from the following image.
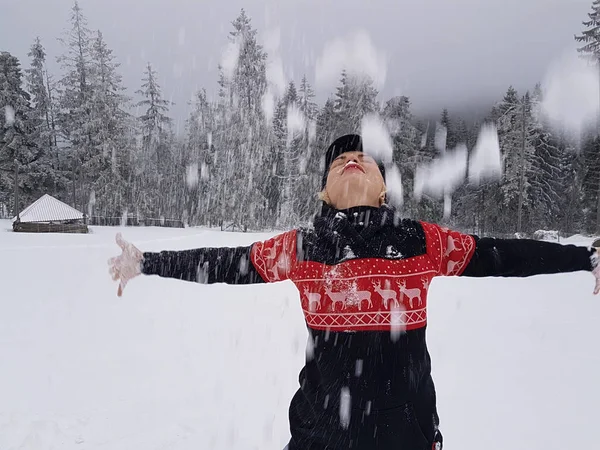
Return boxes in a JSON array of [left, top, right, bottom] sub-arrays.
[[325, 287, 347, 311], [373, 281, 400, 309], [421, 276, 431, 291], [444, 235, 462, 258], [396, 280, 422, 309], [304, 287, 322, 312], [263, 240, 281, 261], [446, 259, 458, 275], [355, 291, 373, 310]]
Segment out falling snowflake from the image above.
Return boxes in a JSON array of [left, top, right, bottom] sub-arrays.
[[390, 303, 407, 342], [4, 105, 15, 126], [339, 387, 351, 429]]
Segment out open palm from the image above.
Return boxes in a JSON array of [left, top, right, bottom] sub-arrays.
[[108, 233, 143, 297]]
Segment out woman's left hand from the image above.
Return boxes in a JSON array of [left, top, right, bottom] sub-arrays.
[[593, 247, 600, 295], [108, 233, 143, 297]]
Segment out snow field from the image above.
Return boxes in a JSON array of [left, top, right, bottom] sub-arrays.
[[1, 221, 599, 449]]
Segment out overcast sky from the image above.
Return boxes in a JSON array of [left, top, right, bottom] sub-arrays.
[[1, 0, 595, 129]]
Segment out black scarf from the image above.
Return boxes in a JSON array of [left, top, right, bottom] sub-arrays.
[[311, 203, 401, 259]]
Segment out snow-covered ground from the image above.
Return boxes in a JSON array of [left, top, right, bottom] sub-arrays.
[[1, 220, 599, 450]]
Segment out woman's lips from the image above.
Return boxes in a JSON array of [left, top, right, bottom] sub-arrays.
[[343, 162, 365, 174]]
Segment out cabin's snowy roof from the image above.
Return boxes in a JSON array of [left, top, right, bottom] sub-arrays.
[[13, 194, 84, 223]]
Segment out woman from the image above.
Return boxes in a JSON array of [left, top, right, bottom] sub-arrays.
[[109, 134, 600, 450]]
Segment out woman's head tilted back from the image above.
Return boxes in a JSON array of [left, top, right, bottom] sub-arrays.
[[320, 134, 387, 210]]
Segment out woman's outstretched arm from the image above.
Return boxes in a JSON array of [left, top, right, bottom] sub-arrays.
[[109, 230, 297, 296], [420, 222, 600, 292]]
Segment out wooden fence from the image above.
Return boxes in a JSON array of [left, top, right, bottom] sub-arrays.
[[88, 216, 185, 228]]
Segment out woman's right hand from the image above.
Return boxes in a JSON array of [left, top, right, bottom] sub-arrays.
[[108, 233, 143, 297]]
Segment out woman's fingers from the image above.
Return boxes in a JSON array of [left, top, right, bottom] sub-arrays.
[[111, 233, 141, 297], [116, 232, 127, 250]]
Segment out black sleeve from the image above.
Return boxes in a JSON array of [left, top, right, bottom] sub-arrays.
[[141, 245, 266, 284], [461, 237, 596, 278]]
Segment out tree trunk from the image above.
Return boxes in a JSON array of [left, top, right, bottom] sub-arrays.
[[596, 158, 600, 234], [517, 97, 526, 234], [14, 159, 19, 219]]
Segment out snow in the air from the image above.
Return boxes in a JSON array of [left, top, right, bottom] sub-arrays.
[[315, 30, 387, 89], [339, 387, 352, 429], [4, 104, 15, 126], [308, 120, 317, 143], [420, 131, 428, 149], [185, 163, 199, 188], [286, 105, 305, 146], [88, 190, 96, 218], [384, 163, 403, 207], [413, 144, 468, 200], [262, 27, 287, 123], [434, 123, 447, 152], [262, 91, 276, 123], [200, 162, 209, 181], [355, 359, 363, 377], [389, 302, 407, 342], [360, 113, 394, 164], [220, 36, 241, 79], [540, 52, 600, 133], [468, 123, 503, 184]]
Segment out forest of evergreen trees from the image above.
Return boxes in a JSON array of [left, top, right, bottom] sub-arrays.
[[3, 1, 600, 236]]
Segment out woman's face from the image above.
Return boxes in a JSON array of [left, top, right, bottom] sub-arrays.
[[325, 151, 385, 209]]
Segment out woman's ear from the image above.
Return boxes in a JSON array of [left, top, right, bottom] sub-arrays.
[[379, 188, 387, 206], [318, 190, 331, 204]]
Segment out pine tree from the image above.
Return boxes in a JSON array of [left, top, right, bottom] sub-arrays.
[[575, 1, 600, 231], [26, 38, 53, 151], [88, 30, 133, 218], [135, 62, 173, 218], [439, 108, 456, 150], [298, 75, 318, 125], [382, 96, 418, 212], [527, 84, 564, 231], [25, 38, 65, 200], [0, 52, 39, 215], [56, 0, 94, 210], [184, 88, 214, 225], [333, 70, 379, 135], [213, 9, 269, 230], [575, 0, 600, 131], [493, 87, 535, 233], [295, 75, 321, 222]]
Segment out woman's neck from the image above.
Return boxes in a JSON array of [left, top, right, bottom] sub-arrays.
[[331, 198, 380, 210]]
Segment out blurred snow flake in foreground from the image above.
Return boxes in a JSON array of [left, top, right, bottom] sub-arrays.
[[306, 333, 315, 361], [339, 387, 351, 429], [355, 359, 363, 377], [315, 30, 387, 89], [286, 105, 305, 146], [360, 114, 393, 164], [384, 164, 403, 207], [5, 105, 15, 126], [308, 120, 317, 143], [468, 123, 502, 184], [186, 163, 199, 189], [434, 123, 447, 152], [221, 35, 241, 79], [540, 51, 600, 133], [390, 303, 406, 342], [200, 162, 209, 181], [414, 144, 468, 200]]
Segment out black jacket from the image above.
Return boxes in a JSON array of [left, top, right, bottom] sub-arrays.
[[141, 204, 595, 450]]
